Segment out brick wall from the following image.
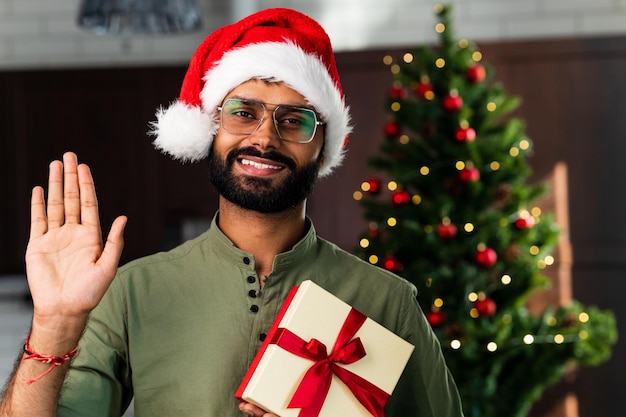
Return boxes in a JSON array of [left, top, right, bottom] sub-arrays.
[[1, 0, 626, 69]]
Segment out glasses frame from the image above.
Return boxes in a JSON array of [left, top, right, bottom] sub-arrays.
[[217, 98, 325, 144]]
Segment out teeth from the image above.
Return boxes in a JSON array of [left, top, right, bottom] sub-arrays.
[[241, 158, 282, 170]]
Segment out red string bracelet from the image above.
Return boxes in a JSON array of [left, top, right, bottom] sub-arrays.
[[22, 334, 79, 385]]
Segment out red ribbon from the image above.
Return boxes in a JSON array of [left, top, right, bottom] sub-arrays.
[[269, 308, 389, 417]]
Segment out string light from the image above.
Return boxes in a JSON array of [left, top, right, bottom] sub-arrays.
[[464, 223, 474, 232], [554, 334, 565, 344], [434, 298, 444, 308], [501, 275, 512, 285], [359, 238, 370, 248], [399, 135, 410, 144], [490, 161, 500, 171], [468, 292, 478, 302], [387, 217, 397, 227], [368, 255, 379, 264], [435, 58, 446, 68], [472, 51, 483, 61], [486, 101, 497, 111], [388, 181, 398, 191], [579, 312, 590, 323], [383, 55, 393, 65], [390, 102, 401, 111], [435, 23, 445, 33], [523, 334, 534, 344], [530, 245, 540, 255], [458, 39, 469, 48], [450, 340, 462, 349], [391, 64, 401, 74], [455, 161, 466, 170], [420, 166, 430, 175], [510, 147, 520, 157], [487, 342, 498, 352], [353, 191, 363, 200], [412, 195, 422, 204], [403, 53, 414, 63], [519, 139, 530, 150]]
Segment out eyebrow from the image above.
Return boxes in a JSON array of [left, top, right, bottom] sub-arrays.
[[227, 95, 315, 111]]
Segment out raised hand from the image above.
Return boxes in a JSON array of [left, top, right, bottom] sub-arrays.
[[25, 152, 127, 341]]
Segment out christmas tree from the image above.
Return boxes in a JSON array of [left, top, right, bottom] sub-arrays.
[[353, 4, 617, 417]]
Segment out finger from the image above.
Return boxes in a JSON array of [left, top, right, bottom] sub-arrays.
[[77, 163, 100, 228], [63, 152, 81, 224], [30, 186, 48, 238], [46, 160, 65, 229], [96, 216, 127, 275]]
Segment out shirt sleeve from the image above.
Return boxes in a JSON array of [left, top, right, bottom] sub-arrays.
[[57, 276, 133, 417], [385, 285, 465, 417]]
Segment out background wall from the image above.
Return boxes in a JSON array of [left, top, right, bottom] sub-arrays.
[[1, 0, 626, 69]]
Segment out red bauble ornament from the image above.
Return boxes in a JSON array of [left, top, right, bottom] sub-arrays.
[[414, 81, 434, 99], [382, 255, 403, 272], [388, 85, 408, 99], [384, 121, 400, 138], [474, 298, 497, 317], [437, 222, 458, 240], [514, 216, 535, 229], [391, 190, 411, 205], [427, 310, 446, 328], [459, 167, 480, 182], [364, 177, 381, 194], [455, 126, 476, 142], [466, 64, 486, 83], [368, 224, 380, 238], [475, 247, 497, 268], [442, 93, 463, 111]]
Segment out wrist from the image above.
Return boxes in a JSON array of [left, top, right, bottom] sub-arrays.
[[29, 313, 88, 356]]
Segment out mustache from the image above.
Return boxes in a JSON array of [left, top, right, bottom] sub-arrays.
[[227, 147, 297, 171]]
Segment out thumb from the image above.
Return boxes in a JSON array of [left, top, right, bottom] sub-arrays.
[[98, 215, 127, 273]]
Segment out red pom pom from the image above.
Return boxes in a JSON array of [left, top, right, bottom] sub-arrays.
[[384, 121, 400, 138], [437, 222, 458, 239], [474, 298, 497, 317], [467, 64, 486, 83], [391, 190, 411, 205], [475, 247, 497, 268], [458, 167, 480, 182], [427, 310, 446, 327], [442, 93, 463, 111], [414, 81, 434, 99], [455, 126, 476, 142]]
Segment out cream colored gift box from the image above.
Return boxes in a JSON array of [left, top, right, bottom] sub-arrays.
[[236, 280, 414, 417]]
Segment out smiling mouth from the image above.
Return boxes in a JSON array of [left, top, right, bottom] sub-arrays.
[[240, 158, 284, 171]]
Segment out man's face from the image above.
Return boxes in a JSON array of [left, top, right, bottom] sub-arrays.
[[207, 80, 325, 213]]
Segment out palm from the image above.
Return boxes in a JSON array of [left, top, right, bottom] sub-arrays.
[[26, 152, 126, 320]]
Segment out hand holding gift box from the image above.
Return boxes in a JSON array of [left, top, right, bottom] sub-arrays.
[[236, 280, 415, 417]]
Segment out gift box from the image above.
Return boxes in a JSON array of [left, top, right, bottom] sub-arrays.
[[235, 280, 414, 417]]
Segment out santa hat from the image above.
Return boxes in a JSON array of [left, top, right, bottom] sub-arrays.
[[150, 7, 352, 177]]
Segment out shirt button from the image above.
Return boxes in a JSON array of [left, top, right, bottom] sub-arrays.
[[243, 257, 251, 265], [247, 276, 256, 283], [250, 305, 259, 313], [259, 333, 267, 342], [248, 289, 257, 298]]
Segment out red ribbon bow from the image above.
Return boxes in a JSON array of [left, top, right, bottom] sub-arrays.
[[269, 308, 389, 417]]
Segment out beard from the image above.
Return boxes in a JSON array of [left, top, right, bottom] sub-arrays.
[[207, 146, 322, 214]]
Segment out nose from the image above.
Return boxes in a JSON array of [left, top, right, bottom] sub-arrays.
[[249, 114, 281, 150]]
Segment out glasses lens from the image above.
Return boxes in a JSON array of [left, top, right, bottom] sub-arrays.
[[221, 99, 264, 134], [274, 106, 317, 142]]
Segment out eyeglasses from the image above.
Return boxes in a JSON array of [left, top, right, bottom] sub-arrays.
[[217, 98, 324, 143]]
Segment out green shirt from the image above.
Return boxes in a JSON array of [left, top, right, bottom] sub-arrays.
[[58, 216, 463, 417]]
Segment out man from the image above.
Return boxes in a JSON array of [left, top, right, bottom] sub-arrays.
[[0, 8, 463, 417]]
